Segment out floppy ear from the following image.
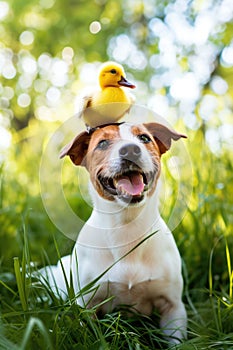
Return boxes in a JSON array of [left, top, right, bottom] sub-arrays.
[[144, 122, 187, 155], [59, 131, 91, 166]]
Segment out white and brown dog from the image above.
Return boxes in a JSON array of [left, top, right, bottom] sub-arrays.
[[43, 122, 187, 343]]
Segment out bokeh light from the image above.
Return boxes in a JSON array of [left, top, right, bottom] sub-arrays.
[[17, 93, 31, 108], [0, 1, 9, 20], [19, 31, 35, 46], [0, 0, 232, 155], [89, 21, 101, 34]]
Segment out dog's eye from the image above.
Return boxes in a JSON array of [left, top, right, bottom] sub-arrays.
[[110, 69, 117, 74], [96, 139, 110, 150], [138, 134, 152, 144]]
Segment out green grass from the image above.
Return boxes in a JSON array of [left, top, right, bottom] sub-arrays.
[[0, 122, 233, 349]]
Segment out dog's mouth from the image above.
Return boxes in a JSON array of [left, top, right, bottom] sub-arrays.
[[98, 166, 155, 203]]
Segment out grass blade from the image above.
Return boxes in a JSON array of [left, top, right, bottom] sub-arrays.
[[0, 279, 17, 297], [13, 257, 27, 312], [20, 317, 53, 350], [225, 239, 232, 300]]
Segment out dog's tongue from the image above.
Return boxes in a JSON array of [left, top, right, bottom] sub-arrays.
[[116, 173, 144, 196]]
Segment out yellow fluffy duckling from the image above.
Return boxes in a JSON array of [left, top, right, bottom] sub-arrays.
[[78, 61, 136, 129]]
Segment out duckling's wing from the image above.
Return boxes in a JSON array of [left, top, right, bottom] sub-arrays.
[[82, 94, 92, 112], [75, 92, 93, 119]]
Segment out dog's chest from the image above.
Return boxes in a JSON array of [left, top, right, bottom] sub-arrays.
[[88, 276, 169, 316], [106, 249, 164, 288], [110, 261, 144, 287]]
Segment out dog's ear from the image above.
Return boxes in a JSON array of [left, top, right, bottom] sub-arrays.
[[59, 131, 91, 166], [144, 122, 187, 155]]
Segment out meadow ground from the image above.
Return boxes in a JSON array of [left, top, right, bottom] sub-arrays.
[[0, 121, 233, 349]]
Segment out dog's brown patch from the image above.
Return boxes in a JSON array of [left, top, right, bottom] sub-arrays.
[[86, 125, 121, 200]]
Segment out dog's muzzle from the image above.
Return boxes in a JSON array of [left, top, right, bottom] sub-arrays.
[[98, 143, 157, 204]]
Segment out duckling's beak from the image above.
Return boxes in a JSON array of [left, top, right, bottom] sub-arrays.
[[118, 76, 136, 89]]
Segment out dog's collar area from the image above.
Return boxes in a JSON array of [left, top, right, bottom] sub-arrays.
[[97, 164, 155, 204]]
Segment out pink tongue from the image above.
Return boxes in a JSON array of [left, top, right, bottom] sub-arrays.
[[117, 173, 144, 196]]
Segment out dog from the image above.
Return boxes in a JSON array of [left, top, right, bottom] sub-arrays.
[[42, 122, 187, 344]]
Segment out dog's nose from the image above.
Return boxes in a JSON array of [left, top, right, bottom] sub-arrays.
[[119, 143, 141, 160]]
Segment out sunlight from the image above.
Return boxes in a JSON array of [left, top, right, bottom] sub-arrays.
[[199, 95, 218, 121], [35, 105, 53, 121], [19, 31, 35, 46], [221, 45, 233, 67], [170, 73, 200, 102], [21, 56, 37, 75], [46, 87, 61, 105], [109, 34, 134, 62], [2, 64, 16, 80], [0, 1, 9, 20], [0, 48, 16, 79], [62, 46, 74, 64], [50, 59, 68, 87], [38, 53, 52, 72], [210, 76, 228, 95], [17, 93, 31, 108], [0, 125, 11, 153], [0, 0, 232, 143], [89, 21, 102, 34]]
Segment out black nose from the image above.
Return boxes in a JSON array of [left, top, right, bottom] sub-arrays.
[[119, 143, 141, 160]]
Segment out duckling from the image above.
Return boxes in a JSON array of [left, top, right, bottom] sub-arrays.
[[78, 61, 136, 129]]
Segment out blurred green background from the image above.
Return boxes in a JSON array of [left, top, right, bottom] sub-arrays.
[[0, 0, 233, 292]]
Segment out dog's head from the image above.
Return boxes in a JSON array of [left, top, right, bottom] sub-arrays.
[[60, 123, 186, 206]]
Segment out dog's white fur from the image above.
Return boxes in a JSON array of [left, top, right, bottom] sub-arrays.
[[41, 122, 187, 344]]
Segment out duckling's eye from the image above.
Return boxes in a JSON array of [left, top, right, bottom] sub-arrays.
[[138, 134, 152, 144], [96, 139, 110, 150], [110, 69, 117, 74]]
